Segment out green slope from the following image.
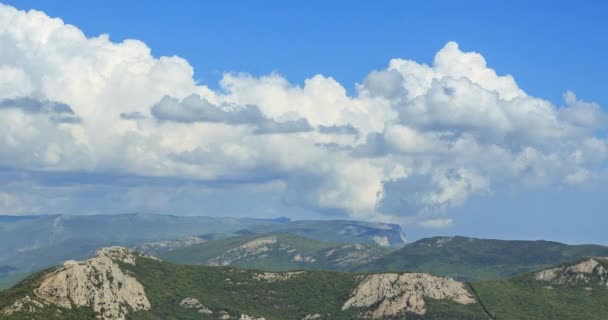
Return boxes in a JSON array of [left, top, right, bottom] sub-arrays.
[[243, 220, 407, 247], [129, 258, 487, 320], [0, 274, 29, 291], [2, 249, 608, 319], [160, 233, 391, 271], [470, 257, 608, 320], [128, 260, 361, 320], [472, 280, 608, 320], [358, 236, 608, 280], [0, 253, 487, 320]]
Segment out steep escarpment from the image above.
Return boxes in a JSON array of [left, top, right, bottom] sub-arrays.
[[342, 273, 476, 318], [1, 247, 151, 320]]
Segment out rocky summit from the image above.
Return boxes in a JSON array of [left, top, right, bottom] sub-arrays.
[[535, 257, 608, 287], [1, 247, 151, 320], [342, 273, 476, 318]]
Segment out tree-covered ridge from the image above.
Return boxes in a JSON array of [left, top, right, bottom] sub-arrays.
[[0, 249, 487, 320], [159, 233, 391, 272], [358, 236, 608, 281], [2, 247, 608, 320]]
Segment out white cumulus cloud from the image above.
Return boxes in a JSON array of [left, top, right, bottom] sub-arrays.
[[0, 4, 606, 226]]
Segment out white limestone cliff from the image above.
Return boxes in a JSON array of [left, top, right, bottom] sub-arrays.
[[342, 273, 476, 318], [3, 247, 152, 320], [535, 258, 608, 287]]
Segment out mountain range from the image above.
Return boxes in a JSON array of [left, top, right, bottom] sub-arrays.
[[2, 214, 608, 319], [145, 233, 608, 283], [1, 247, 607, 319], [0, 213, 406, 288], [357, 235, 608, 280], [155, 233, 391, 271]]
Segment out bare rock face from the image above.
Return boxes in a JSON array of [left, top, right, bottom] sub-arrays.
[[535, 258, 608, 287], [213, 311, 265, 320], [0, 296, 47, 315], [239, 314, 266, 320], [293, 254, 317, 263], [342, 273, 476, 318], [372, 236, 390, 247], [179, 297, 212, 314], [209, 236, 278, 266], [328, 244, 380, 267], [253, 271, 304, 282], [135, 236, 207, 254], [33, 247, 151, 320]]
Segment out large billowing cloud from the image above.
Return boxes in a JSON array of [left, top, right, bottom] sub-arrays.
[[0, 4, 606, 226]]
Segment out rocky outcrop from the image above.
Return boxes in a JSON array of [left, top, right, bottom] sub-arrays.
[[209, 236, 278, 266], [372, 236, 390, 247], [134, 236, 207, 254], [415, 236, 458, 248], [239, 314, 266, 320], [326, 244, 380, 267], [342, 273, 476, 318], [197, 235, 385, 270], [179, 297, 212, 314], [253, 271, 304, 282], [29, 247, 151, 320], [0, 296, 46, 315], [535, 258, 608, 287], [293, 254, 317, 263], [212, 312, 265, 320]]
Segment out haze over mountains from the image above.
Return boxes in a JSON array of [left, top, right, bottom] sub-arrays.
[[2, 213, 608, 319], [148, 232, 608, 282], [4, 213, 608, 287], [0, 213, 407, 288]]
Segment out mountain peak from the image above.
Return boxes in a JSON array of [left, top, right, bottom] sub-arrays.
[[1, 246, 152, 320], [535, 257, 608, 287], [342, 273, 476, 318], [95, 246, 144, 265]]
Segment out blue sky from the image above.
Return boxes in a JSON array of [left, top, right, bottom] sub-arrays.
[[1, 1, 607, 244], [7, 0, 607, 105]]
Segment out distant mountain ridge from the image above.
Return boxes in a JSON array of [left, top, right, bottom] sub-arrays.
[[243, 220, 407, 247], [0, 213, 406, 288], [357, 236, 608, 281], [156, 233, 391, 271], [473, 257, 608, 319]]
